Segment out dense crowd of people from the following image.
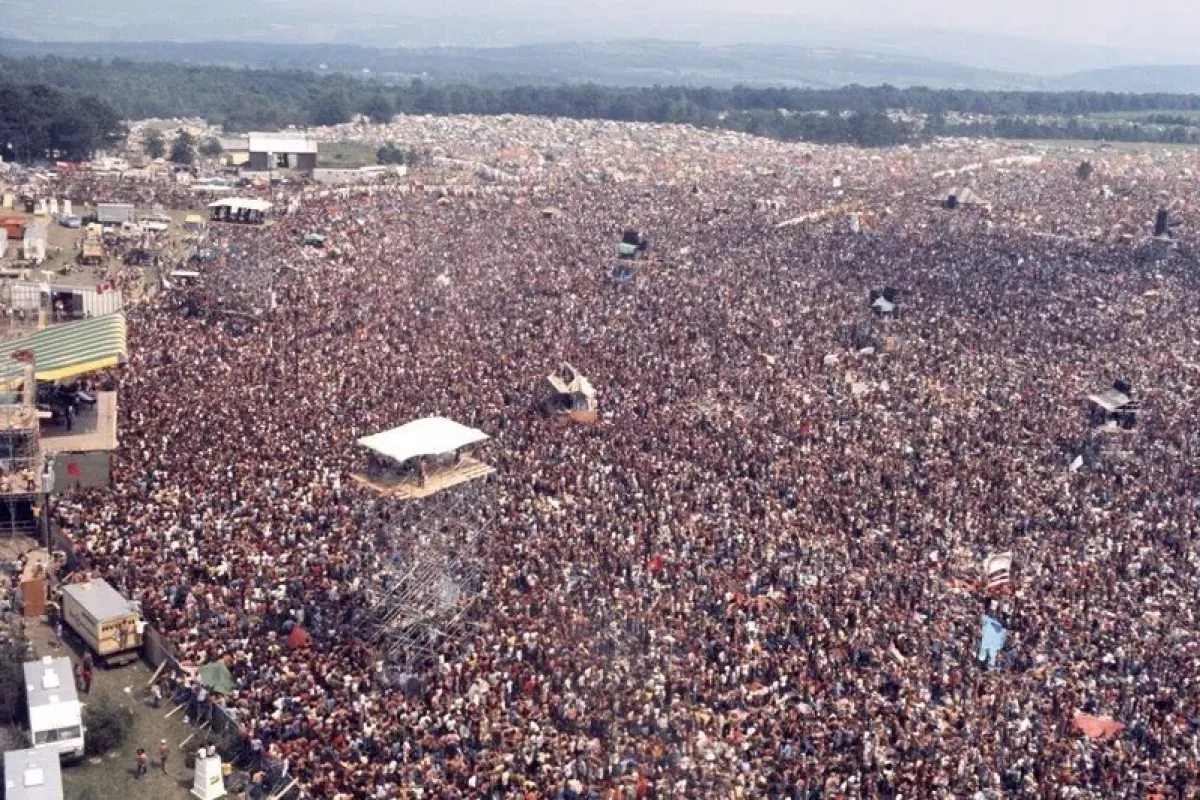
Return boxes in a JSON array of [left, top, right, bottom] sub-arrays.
[[46, 124, 1200, 798]]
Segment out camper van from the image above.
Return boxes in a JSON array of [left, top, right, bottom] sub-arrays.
[[60, 580, 143, 666], [3, 747, 65, 800], [23, 656, 84, 760]]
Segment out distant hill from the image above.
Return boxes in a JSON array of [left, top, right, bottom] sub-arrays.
[[1050, 65, 1200, 94], [0, 37, 1035, 90], [6, 37, 1200, 94]]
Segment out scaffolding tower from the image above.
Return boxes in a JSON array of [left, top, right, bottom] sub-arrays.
[[0, 358, 48, 537], [361, 483, 490, 674]]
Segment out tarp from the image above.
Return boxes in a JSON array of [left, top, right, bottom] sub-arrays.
[[978, 615, 1007, 667], [198, 661, 236, 694], [357, 417, 488, 463], [287, 626, 311, 649], [1073, 713, 1126, 739], [0, 313, 127, 382]]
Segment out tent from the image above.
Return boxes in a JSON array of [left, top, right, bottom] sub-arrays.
[[357, 417, 488, 464], [0, 313, 127, 382], [198, 661, 236, 694]]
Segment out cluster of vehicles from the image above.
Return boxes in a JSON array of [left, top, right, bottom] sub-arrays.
[[17, 579, 145, 762]]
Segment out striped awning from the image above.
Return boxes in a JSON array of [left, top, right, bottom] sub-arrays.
[[0, 313, 127, 382]]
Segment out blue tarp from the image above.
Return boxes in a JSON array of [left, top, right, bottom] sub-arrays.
[[978, 615, 1007, 667]]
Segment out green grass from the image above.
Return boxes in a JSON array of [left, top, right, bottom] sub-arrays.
[[318, 141, 378, 169]]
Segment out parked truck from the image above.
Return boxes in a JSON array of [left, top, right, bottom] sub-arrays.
[[60, 579, 143, 666], [24, 655, 85, 759]]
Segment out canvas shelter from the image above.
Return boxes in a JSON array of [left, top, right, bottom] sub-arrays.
[[546, 363, 598, 413], [198, 661, 236, 694], [358, 417, 488, 464], [0, 314, 127, 383]]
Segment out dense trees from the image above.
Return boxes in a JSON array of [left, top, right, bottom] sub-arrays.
[[169, 130, 195, 164], [145, 130, 166, 158], [0, 81, 124, 162], [5, 55, 1200, 150]]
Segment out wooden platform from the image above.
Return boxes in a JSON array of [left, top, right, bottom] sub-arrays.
[[41, 392, 118, 454], [351, 457, 494, 500], [553, 410, 600, 426]]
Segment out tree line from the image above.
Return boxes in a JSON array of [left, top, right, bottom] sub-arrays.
[[0, 81, 124, 162], [6, 54, 1200, 156]]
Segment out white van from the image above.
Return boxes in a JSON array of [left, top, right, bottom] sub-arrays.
[[24, 657, 85, 760]]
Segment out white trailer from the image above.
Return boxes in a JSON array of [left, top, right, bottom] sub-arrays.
[[60, 579, 143, 665], [3, 747, 65, 800], [23, 657, 84, 760]]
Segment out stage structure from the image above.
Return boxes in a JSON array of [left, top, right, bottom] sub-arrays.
[[360, 485, 489, 673], [352, 417, 493, 500]]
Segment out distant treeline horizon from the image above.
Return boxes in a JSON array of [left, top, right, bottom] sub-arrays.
[[6, 54, 1200, 159]]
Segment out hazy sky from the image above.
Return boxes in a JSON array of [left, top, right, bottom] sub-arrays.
[[10, 0, 1200, 62]]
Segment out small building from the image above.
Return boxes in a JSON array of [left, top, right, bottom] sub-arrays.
[[3, 747, 64, 800], [247, 133, 317, 175], [217, 136, 249, 168], [23, 656, 84, 759], [352, 416, 493, 500], [95, 203, 135, 226]]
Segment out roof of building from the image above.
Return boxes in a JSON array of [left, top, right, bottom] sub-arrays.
[[23, 657, 78, 710], [61, 579, 137, 620], [207, 197, 273, 213], [217, 136, 249, 152], [358, 417, 488, 463], [0, 313, 126, 383], [248, 134, 318, 154], [3, 747, 64, 800]]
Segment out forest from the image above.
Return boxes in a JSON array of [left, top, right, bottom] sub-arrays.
[[0, 82, 125, 162], [6, 54, 1200, 158]]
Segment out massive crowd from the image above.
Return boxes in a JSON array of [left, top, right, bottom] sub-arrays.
[[46, 123, 1200, 798]]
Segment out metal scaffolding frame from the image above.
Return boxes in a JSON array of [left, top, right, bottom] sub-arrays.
[[360, 483, 491, 674], [0, 359, 48, 538]]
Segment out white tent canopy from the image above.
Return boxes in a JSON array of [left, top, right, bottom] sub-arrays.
[[207, 197, 273, 213], [358, 417, 488, 463]]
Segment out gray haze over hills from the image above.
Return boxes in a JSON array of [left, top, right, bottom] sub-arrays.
[[5, 0, 1200, 92]]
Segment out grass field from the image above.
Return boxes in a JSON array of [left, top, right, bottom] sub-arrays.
[[318, 141, 379, 169]]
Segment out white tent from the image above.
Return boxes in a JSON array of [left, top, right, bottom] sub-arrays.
[[207, 198, 273, 214], [358, 417, 488, 463]]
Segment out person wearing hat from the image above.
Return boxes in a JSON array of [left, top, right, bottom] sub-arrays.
[[157, 739, 170, 773]]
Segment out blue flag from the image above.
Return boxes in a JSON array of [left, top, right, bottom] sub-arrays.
[[978, 615, 1007, 667]]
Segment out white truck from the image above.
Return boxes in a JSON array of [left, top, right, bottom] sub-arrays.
[[24, 656, 85, 760], [60, 579, 143, 666]]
